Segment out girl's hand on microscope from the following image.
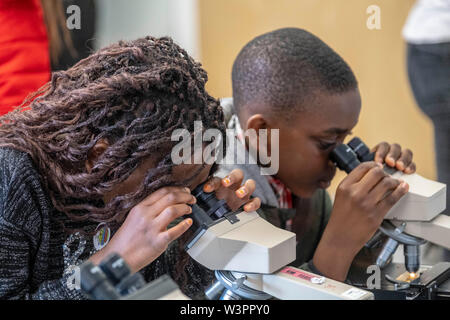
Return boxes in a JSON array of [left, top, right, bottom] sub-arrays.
[[202, 169, 261, 212], [371, 142, 416, 174], [313, 161, 409, 281], [88, 186, 196, 273]]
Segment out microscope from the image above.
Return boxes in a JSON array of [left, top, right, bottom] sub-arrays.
[[330, 137, 450, 299], [183, 182, 374, 300], [184, 136, 449, 300], [80, 253, 189, 300], [79, 186, 373, 300], [79, 181, 374, 301]]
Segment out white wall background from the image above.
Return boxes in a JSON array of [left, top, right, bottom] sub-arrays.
[[94, 0, 201, 60]]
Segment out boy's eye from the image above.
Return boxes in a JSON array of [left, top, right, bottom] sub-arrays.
[[318, 141, 336, 150]]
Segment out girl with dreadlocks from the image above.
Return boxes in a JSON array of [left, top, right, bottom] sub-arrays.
[[0, 36, 260, 299]]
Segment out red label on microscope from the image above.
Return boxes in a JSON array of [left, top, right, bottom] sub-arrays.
[[281, 267, 316, 281]]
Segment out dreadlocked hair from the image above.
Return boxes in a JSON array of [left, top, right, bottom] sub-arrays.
[[0, 36, 226, 231]]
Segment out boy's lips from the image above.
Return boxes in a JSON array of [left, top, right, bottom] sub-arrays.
[[318, 179, 331, 189]]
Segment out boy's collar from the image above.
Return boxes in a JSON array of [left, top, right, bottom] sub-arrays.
[[229, 114, 293, 209]]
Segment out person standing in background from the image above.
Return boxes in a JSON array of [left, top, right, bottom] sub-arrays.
[[0, 0, 50, 115], [403, 0, 450, 263], [0, 0, 96, 115], [403, 0, 450, 216], [42, 0, 97, 71]]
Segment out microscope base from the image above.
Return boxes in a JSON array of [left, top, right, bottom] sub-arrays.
[[348, 249, 450, 300]]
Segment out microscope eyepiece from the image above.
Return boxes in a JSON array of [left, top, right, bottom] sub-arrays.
[[347, 137, 374, 162], [192, 183, 232, 220], [330, 143, 361, 174], [330, 137, 376, 173], [184, 183, 237, 251]]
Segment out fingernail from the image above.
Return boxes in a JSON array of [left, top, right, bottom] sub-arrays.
[[188, 206, 192, 213], [223, 176, 232, 186], [190, 196, 197, 204], [377, 162, 383, 168], [244, 203, 254, 211], [401, 182, 409, 190], [184, 187, 191, 193], [236, 186, 248, 197], [397, 161, 404, 169], [203, 183, 213, 193], [185, 218, 192, 226]]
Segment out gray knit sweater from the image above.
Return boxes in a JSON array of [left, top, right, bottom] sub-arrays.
[[0, 147, 214, 300]]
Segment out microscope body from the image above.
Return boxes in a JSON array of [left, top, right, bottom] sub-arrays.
[[331, 138, 448, 250], [383, 168, 449, 250], [184, 184, 374, 300], [331, 137, 448, 281], [80, 253, 189, 300], [185, 210, 296, 274]]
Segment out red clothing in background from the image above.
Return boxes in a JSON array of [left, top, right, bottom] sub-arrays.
[[0, 0, 50, 115]]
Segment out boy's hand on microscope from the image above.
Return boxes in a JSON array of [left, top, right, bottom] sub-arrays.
[[202, 169, 261, 212], [88, 186, 196, 273], [313, 161, 409, 281], [371, 142, 416, 174]]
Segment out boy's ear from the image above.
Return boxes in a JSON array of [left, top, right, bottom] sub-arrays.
[[85, 138, 110, 173], [246, 114, 268, 131], [245, 114, 274, 157]]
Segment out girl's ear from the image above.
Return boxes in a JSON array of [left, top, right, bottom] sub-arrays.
[[85, 138, 110, 173]]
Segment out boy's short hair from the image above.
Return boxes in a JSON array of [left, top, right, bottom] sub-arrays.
[[232, 28, 358, 117]]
